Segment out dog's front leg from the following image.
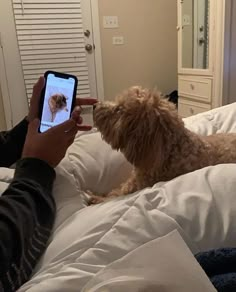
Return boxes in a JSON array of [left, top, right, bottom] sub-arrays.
[[89, 172, 138, 204], [108, 175, 138, 198]]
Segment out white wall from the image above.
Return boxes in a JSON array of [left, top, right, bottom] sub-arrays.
[[98, 0, 177, 100]]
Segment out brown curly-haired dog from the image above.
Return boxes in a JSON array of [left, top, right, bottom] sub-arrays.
[[90, 86, 236, 204]]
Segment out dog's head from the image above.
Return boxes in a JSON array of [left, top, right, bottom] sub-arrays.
[[50, 94, 68, 111], [94, 86, 183, 168]]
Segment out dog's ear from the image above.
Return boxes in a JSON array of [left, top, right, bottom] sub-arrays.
[[120, 104, 165, 168]]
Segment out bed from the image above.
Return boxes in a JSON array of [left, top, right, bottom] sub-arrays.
[[2, 103, 236, 291]]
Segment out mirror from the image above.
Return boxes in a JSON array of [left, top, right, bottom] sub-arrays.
[[181, 0, 209, 69]]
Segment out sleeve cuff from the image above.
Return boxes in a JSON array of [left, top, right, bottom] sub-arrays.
[[14, 158, 56, 190]]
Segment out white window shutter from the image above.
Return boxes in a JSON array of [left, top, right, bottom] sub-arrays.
[[12, 0, 91, 102]]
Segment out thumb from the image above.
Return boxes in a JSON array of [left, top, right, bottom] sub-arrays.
[[28, 119, 40, 135]]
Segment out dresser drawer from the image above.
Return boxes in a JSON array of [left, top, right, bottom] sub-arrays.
[[178, 76, 212, 103], [178, 99, 211, 118]]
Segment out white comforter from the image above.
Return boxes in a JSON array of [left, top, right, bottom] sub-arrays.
[[2, 103, 236, 291]]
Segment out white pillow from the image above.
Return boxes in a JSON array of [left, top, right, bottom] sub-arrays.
[[19, 163, 235, 292], [82, 231, 216, 292], [64, 130, 132, 195], [183, 102, 236, 135]]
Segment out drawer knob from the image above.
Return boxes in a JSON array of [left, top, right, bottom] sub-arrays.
[[190, 107, 194, 114], [190, 84, 195, 90]]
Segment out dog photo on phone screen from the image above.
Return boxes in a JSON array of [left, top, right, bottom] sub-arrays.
[[41, 85, 73, 124]]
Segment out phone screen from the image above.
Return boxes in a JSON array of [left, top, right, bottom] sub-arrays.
[[39, 72, 76, 133]]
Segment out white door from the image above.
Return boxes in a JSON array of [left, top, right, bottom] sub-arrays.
[[0, 0, 98, 128]]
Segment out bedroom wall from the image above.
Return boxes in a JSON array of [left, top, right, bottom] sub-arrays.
[[98, 0, 178, 100]]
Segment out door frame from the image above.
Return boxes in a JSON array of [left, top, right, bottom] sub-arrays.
[[81, 0, 104, 101], [90, 0, 105, 101]]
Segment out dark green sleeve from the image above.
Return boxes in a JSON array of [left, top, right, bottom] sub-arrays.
[[0, 158, 56, 291], [0, 119, 29, 167]]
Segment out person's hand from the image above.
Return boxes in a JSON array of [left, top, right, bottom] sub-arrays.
[[26, 76, 45, 123], [22, 118, 79, 168], [72, 97, 98, 131], [26, 76, 97, 129]]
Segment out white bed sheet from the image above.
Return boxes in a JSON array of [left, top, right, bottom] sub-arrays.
[[1, 103, 236, 291], [82, 230, 216, 292]]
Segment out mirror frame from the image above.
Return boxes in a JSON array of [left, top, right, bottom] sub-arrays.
[[178, 0, 215, 76]]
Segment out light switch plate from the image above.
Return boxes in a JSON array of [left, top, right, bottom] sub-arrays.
[[103, 16, 119, 28]]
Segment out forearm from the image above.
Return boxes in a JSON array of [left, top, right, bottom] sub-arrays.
[[0, 158, 56, 291], [0, 119, 29, 167]]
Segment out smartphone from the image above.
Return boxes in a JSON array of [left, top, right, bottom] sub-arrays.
[[39, 71, 78, 133]]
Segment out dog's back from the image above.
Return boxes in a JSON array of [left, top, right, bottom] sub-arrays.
[[203, 133, 236, 164]]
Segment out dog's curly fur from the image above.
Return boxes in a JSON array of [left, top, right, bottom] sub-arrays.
[[90, 86, 236, 204]]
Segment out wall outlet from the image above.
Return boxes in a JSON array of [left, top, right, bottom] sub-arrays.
[[113, 36, 124, 45], [103, 16, 119, 28]]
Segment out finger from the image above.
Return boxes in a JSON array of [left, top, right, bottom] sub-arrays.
[[72, 115, 83, 125], [77, 125, 92, 131], [71, 106, 82, 120], [28, 119, 40, 135], [71, 116, 83, 125], [32, 76, 45, 98], [72, 106, 82, 113], [77, 116, 83, 125], [75, 98, 97, 106]]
